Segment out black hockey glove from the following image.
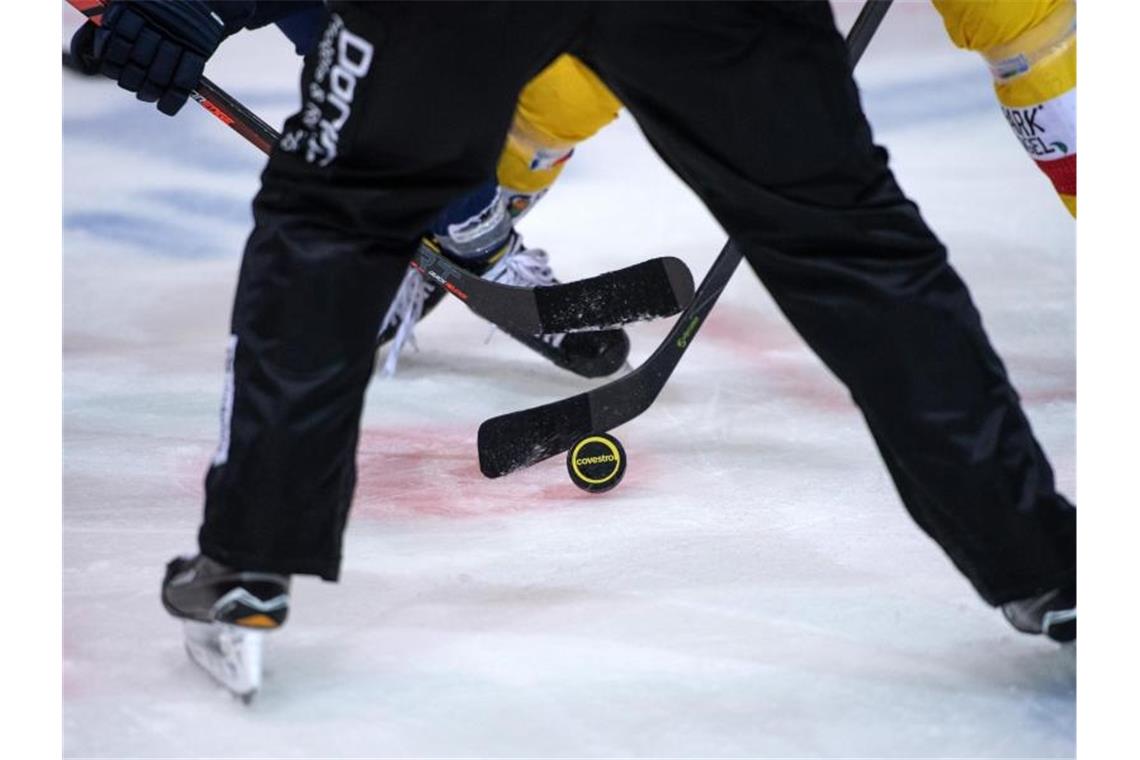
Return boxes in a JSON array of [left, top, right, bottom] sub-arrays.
[[69, 1, 255, 116]]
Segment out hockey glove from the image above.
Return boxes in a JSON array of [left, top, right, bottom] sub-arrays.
[[70, 1, 254, 116]]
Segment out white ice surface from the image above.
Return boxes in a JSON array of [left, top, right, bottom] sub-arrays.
[[63, 2, 1075, 757]]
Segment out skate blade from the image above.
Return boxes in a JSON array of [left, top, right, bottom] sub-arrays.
[[183, 620, 264, 702]]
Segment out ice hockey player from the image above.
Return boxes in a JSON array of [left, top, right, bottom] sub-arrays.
[[72, 0, 630, 379], [373, 52, 629, 377], [932, 0, 1076, 216], [79, 0, 1075, 700]]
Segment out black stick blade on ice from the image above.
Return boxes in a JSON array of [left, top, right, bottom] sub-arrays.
[[536, 255, 694, 334], [478, 241, 743, 477], [413, 246, 695, 336]]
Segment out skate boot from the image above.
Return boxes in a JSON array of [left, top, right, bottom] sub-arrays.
[[377, 233, 630, 378], [1002, 585, 1076, 643], [161, 554, 290, 702]]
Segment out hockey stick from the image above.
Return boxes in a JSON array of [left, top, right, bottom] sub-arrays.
[[68, 0, 278, 152], [65, 0, 695, 336], [477, 0, 895, 478]]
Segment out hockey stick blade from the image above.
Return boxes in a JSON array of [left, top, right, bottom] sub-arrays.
[[536, 255, 694, 333], [415, 247, 693, 335], [478, 241, 742, 477]]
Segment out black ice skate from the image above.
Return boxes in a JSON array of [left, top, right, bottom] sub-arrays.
[[1002, 585, 1076, 643], [377, 234, 630, 378], [161, 554, 290, 702]]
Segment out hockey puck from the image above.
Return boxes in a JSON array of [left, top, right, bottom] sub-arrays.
[[567, 433, 626, 494]]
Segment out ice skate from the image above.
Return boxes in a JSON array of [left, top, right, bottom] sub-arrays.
[[1002, 585, 1076, 643], [377, 234, 630, 377], [181, 620, 265, 704], [161, 555, 290, 702]]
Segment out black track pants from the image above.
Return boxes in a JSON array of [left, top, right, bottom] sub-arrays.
[[199, 1, 1074, 604], [198, 2, 589, 580]]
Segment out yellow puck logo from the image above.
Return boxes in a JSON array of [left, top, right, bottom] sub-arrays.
[[567, 434, 627, 493]]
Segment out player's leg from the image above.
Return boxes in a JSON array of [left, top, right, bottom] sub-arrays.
[[188, 1, 580, 591], [932, 0, 1076, 216], [172, 1, 587, 695], [581, 2, 1074, 636], [497, 54, 623, 216]]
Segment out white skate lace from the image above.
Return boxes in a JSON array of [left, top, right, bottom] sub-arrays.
[[378, 239, 567, 375], [377, 266, 433, 376], [482, 245, 565, 348], [484, 244, 555, 288]]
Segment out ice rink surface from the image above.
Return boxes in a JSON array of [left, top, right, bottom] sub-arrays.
[[63, 2, 1076, 757]]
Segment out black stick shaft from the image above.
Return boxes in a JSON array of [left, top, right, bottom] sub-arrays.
[[848, 0, 894, 67]]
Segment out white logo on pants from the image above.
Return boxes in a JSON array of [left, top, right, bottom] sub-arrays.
[[297, 14, 375, 167]]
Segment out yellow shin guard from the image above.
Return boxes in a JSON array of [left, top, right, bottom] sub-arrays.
[[933, 0, 1076, 216]]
